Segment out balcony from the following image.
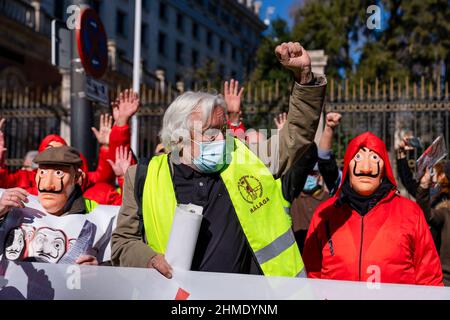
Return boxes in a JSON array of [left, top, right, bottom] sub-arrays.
[[0, 0, 53, 37]]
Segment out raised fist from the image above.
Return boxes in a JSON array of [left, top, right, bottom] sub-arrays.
[[275, 42, 312, 84], [325, 112, 342, 129]]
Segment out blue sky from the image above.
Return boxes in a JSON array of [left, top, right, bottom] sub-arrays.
[[261, 0, 297, 27]]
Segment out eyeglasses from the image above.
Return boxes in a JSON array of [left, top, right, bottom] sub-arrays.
[[193, 123, 228, 142]]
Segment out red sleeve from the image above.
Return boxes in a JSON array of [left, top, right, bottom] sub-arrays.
[[302, 211, 323, 279], [88, 146, 115, 185], [0, 167, 21, 188], [108, 124, 137, 165], [413, 206, 444, 286], [227, 120, 246, 140]]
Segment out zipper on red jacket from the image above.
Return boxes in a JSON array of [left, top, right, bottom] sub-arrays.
[[358, 216, 364, 281]]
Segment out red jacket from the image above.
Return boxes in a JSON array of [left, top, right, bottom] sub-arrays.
[[303, 132, 443, 286], [0, 168, 37, 195]]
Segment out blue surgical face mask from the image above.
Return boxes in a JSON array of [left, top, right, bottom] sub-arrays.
[[304, 175, 319, 191], [192, 139, 227, 173]]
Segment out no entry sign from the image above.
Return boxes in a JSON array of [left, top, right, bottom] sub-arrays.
[[76, 8, 108, 79]]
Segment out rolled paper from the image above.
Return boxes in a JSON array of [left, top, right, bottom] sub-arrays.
[[165, 204, 203, 270]]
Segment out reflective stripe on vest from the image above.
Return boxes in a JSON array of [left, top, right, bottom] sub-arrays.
[[142, 138, 304, 277], [84, 198, 98, 213]]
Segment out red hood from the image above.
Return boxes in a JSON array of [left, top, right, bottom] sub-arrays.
[[337, 132, 397, 196], [38, 134, 68, 152]]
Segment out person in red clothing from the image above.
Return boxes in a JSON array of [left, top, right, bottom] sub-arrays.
[[303, 131, 443, 286]]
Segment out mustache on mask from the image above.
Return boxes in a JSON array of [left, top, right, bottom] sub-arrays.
[[353, 162, 380, 178], [38, 177, 64, 194]]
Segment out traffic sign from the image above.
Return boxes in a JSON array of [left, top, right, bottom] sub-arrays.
[[76, 8, 108, 79], [85, 76, 109, 105]]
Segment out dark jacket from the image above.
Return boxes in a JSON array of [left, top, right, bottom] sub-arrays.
[[416, 187, 450, 286]]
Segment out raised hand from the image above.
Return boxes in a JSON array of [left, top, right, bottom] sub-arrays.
[[106, 145, 132, 177], [0, 118, 7, 165], [224, 79, 244, 123], [113, 89, 140, 127], [325, 112, 342, 130], [0, 188, 29, 218], [275, 42, 312, 84], [274, 112, 288, 131], [91, 114, 113, 147]]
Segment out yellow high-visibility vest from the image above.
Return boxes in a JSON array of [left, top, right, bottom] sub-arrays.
[[84, 198, 98, 213], [142, 138, 305, 277]]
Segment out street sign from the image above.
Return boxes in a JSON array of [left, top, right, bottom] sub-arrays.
[[76, 8, 108, 79], [51, 19, 71, 69], [85, 76, 109, 105]]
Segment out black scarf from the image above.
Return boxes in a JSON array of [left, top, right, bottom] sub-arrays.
[[337, 177, 395, 216]]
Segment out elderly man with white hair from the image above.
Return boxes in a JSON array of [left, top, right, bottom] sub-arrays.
[[111, 42, 327, 278]]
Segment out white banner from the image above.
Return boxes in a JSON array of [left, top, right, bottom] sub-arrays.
[[1, 262, 449, 300], [0, 190, 119, 264]]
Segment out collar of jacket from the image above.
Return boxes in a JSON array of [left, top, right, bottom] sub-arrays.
[[61, 185, 86, 216], [335, 178, 397, 216]]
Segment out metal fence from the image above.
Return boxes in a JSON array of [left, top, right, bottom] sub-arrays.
[[1, 77, 449, 172]]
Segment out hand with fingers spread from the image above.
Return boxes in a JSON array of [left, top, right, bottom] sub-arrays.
[[0, 118, 7, 165], [275, 42, 312, 84], [91, 114, 113, 147], [0, 188, 29, 218], [107, 146, 132, 177], [274, 112, 288, 131], [148, 254, 173, 279], [76, 255, 99, 266], [224, 79, 245, 124], [113, 89, 140, 127]]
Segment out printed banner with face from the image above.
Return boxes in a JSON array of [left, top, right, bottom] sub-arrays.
[[0, 189, 119, 264], [416, 135, 448, 179]]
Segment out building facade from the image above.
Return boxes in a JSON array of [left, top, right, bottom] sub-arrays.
[[0, 0, 267, 90]]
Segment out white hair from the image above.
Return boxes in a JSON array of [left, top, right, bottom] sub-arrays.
[[159, 91, 227, 152]]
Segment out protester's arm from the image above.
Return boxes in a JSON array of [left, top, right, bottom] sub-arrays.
[[224, 79, 246, 139], [281, 143, 317, 202], [111, 165, 157, 267], [272, 42, 327, 178], [109, 89, 139, 164], [412, 203, 444, 286], [396, 136, 418, 196], [416, 169, 446, 229], [89, 114, 115, 184], [107, 145, 132, 195], [318, 113, 341, 194]]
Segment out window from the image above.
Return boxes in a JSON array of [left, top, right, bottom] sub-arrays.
[[142, 23, 148, 48], [176, 41, 184, 65], [219, 64, 225, 78], [91, 0, 101, 15], [54, 0, 64, 19], [142, 0, 150, 11], [206, 31, 213, 49], [176, 13, 184, 32], [159, 2, 167, 21], [192, 49, 199, 67], [231, 46, 237, 61], [116, 10, 127, 36], [220, 39, 226, 53], [158, 31, 167, 56], [192, 22, 199, 40]]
